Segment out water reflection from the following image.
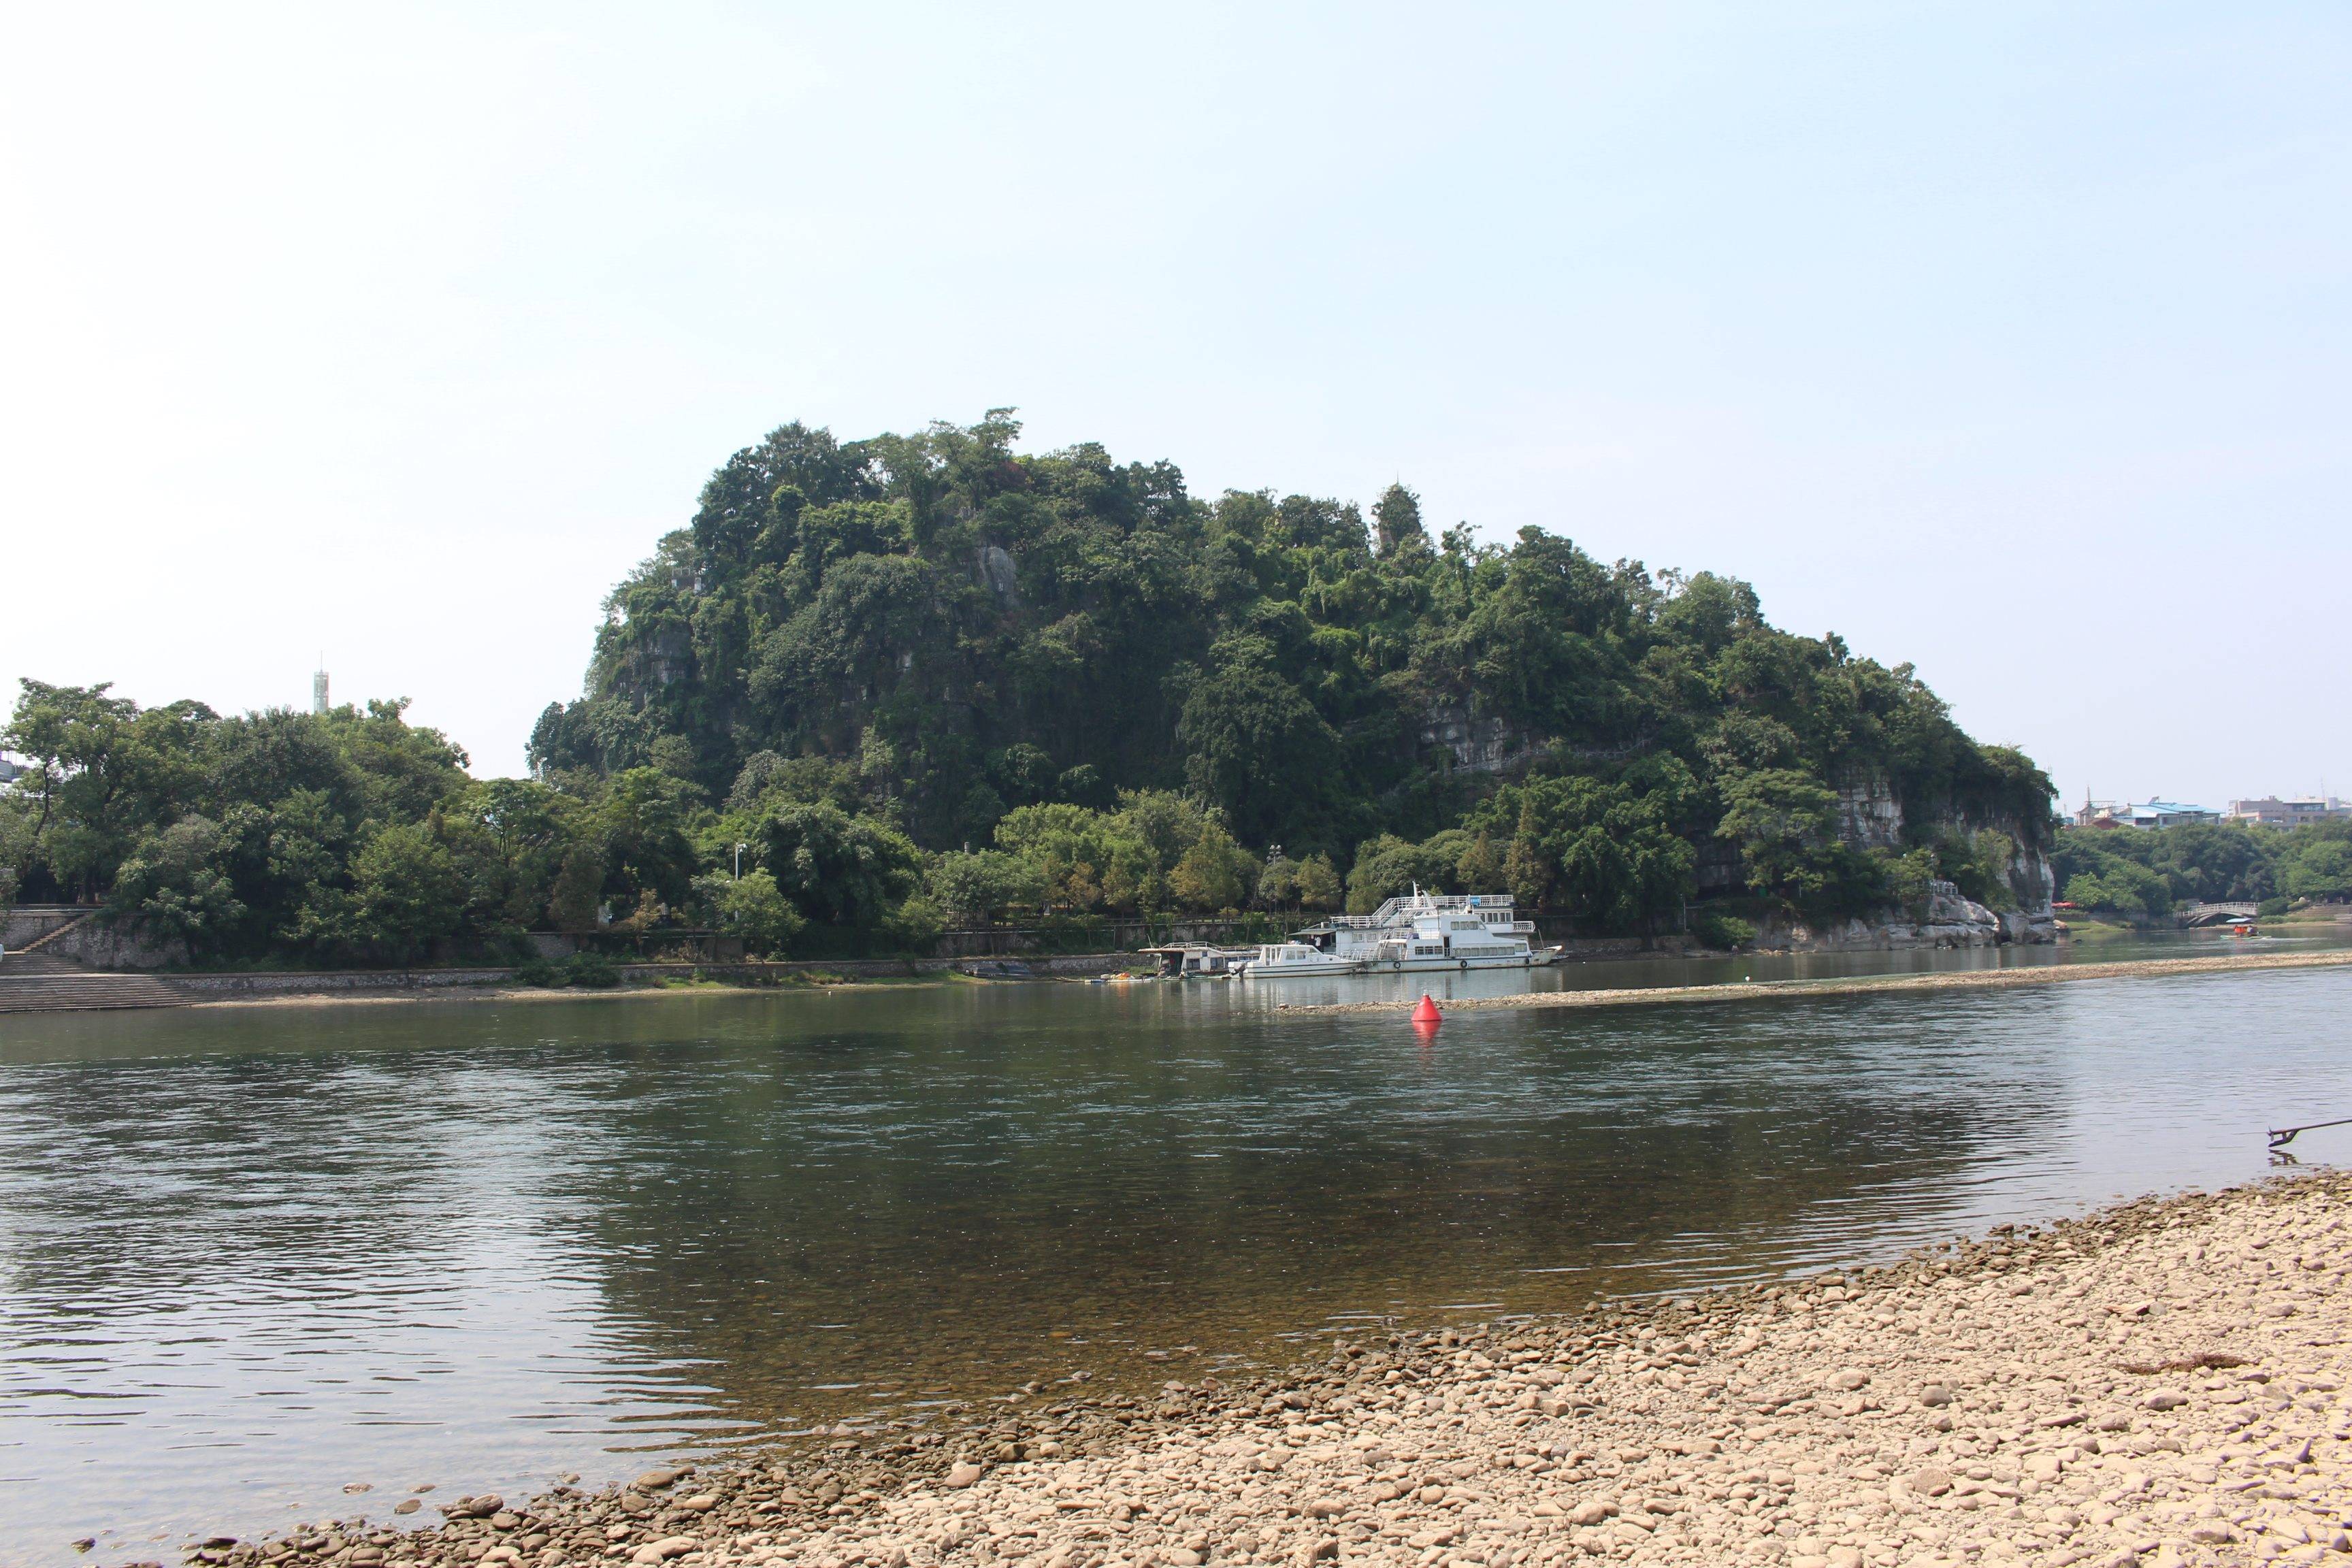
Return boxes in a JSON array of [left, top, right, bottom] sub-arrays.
[[0, 945, 2347, 1565]]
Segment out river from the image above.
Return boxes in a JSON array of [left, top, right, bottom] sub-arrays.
[[2, 929, 2348, 1564]]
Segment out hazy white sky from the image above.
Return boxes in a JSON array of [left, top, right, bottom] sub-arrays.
[[3, 1, 2345, 805]]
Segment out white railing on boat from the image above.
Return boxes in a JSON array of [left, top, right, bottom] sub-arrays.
[[1304, 893, 1519, 930]]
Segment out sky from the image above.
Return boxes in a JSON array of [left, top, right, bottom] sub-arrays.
[[2, 1, 2345, 806]]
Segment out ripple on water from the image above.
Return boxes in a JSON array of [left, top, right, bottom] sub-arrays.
[[0, 952, 2347, 1562]]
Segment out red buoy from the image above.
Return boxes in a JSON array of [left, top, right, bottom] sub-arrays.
[[1411, 993, 1443, 1026]]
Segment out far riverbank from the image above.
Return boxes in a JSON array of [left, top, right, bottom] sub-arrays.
[[180, 944, 2352, 1015], [10, 918, 2347, 1017]]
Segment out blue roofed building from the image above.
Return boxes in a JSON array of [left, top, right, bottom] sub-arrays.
[[2116, 800, 2221, 829]]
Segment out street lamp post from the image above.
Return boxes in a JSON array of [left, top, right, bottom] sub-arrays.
[[733, 842, 748, 881]]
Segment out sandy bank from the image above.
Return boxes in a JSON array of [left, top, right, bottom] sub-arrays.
[[1275, 948, 2352, 1019], [155, 945, 2352, 1017], [183, 1172, 2352, 1568], [180, 977, 942, 1011]]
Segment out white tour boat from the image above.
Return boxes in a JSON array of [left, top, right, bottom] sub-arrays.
[[1243, 890, 1558, 977]]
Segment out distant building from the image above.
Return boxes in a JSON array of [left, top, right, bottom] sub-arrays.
[[2229, 796, 2351, 828], [2076, 796, 2221, 830], [312, 666, 330, 715], [2074, 796, 2121, 828], [2119, 800, 2222, 829], [0, 755, 20, 789]]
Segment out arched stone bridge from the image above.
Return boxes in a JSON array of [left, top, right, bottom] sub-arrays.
[[2177, 901, 2260, 927]]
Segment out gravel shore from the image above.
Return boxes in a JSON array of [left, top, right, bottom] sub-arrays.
[[185, 1172, 2352, 1568]]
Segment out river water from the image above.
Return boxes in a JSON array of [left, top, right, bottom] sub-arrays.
[[2, 930, 2349, 1564]]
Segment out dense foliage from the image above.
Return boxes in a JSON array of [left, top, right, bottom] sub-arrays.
[[3, 414, 2068, 964], [0, 681, 728, 965], [2052, 821, 2352, 919], [527, 413, 2055, 935]]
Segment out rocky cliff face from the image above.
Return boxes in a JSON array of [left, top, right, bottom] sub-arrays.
[[1730, 771, 2057, 952], [1835, 773, 2058, 915], [1834, 774, 1906, 851], [1759, 879, 2059, 952], [1416, 704, 1531, 774]]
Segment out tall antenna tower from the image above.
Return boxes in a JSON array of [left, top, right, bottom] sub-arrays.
[[312, 655, 329, 715]]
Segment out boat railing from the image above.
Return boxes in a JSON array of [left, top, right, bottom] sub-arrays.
[[1290, 893, 1518, 938], [1362, 892, 1516, 926]]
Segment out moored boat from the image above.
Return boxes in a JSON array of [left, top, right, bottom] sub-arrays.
[[1139, 943, 1258, 978], [1232, 941, 1360, 977], [1250, 890, 1556, 977]]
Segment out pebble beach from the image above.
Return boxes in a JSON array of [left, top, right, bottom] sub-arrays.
[[172, 1169, 2352, 1568]]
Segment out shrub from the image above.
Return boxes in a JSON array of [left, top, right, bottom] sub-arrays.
[[564, 951, 622, 988], [1691, 909, 1757, 950]]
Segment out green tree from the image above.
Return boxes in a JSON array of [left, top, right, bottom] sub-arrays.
[[1345, 834, 1441, 913], [109, 815, 246, 960], [3, 681, 211, 900], [928, 850, 1045, 923], [696, 868, 804, 956], [1454, 833, 1504, 893], [1256, 852, 1302, 909], [348, 821, 466, 968], [753, 799, 921, 930], [1467, 768, 1695, 933], [1178, 634, 1343, 845], [2281, 827, 2352, 902], [1714, 768, 1841, 906], [1169, 822, 1252, 912], [1372, 483, 1426, 556], [1294, 852, 1343, 911]]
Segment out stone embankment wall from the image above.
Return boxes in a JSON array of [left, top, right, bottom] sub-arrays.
[[1, 903, 87, 948], [195, 1173, 2352, 1568], [1, 904, 186, 967]]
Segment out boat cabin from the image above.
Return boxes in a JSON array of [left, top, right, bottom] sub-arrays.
[[1140, 944, 1249, 978]]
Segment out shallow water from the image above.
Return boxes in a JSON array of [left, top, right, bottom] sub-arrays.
[[2, 930, 2349, 1565]]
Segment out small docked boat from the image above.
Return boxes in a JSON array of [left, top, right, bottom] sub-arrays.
[[1139, 943, 1257, 978], [1232, 941, 1360, 977]]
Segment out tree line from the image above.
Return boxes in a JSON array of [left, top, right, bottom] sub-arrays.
[[1, 414, 2063, 965], [2052, 820, 2352, 919]]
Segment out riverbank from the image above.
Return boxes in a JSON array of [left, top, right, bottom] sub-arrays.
[[0, 958, 1098, 1014], [12, 943, 2341, 1019], [180, 970, 964, 1010], [185, 1172, 2352, 1568], [1275, 947, 2352, 1018]]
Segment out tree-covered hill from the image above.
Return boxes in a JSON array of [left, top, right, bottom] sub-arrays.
[[532, 412, 2057, 927], [2, 413, 2078, 966]]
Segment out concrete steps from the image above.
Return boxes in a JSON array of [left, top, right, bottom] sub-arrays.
[[0, 951, 189, 1013]]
